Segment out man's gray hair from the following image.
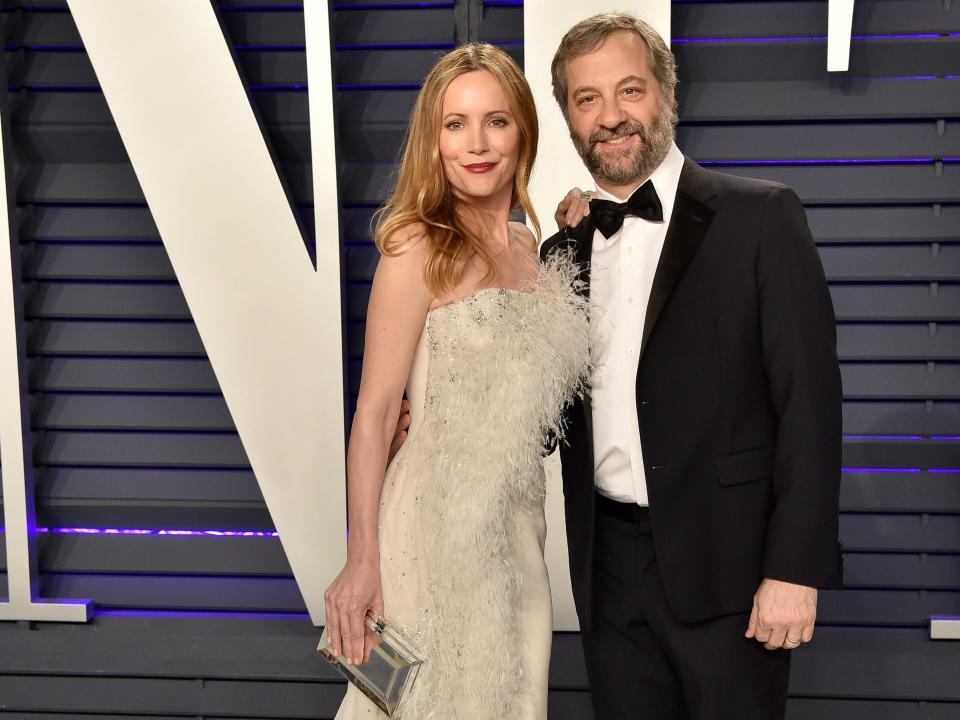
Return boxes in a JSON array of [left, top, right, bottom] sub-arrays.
[[551, 12, 678, 122]]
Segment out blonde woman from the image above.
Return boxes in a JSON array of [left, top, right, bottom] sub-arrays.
[[325, 43, 590, 719]]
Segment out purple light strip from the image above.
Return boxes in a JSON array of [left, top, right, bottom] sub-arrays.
[[842, 467, 921, 473], [700, 157, 936, 166], [331, 1, 454, 9], [0, 526, 278, 537], [673, 33, 943, 43], [334, 42, 454, 50], [95, 608, 308, 618], [843, 434, 924, 440], [842, 468, 960, 473], [337, 83, 421, 91]]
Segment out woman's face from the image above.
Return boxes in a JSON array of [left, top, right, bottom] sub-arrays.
[[438, 70, 520, 206]]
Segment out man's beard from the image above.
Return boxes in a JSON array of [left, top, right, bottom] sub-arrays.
[[571, 103, 675, 185]]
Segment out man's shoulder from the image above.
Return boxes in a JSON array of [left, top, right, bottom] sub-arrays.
[[684, 159, 793, 205]]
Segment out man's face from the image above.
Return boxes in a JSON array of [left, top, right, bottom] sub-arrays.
[[564, 30, 675, 189]]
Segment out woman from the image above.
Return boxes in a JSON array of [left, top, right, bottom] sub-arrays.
[[326, 43, 589, 720]]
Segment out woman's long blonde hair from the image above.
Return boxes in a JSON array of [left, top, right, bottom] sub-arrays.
[[374, 43, 540, 296]]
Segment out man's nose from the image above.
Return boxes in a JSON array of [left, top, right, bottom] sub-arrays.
[[598, 98, 627, 130]]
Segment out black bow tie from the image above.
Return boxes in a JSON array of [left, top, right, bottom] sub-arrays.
[[589, 181, 663, 239]]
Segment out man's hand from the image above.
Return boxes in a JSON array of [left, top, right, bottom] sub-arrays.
[[745, 578, 817, 651], [555, 187, 593, 229], [387, 398, 411, 463]]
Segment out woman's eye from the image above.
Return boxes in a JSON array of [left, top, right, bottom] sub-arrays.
[[445, 120, 463, 130], [490, 117, 508, 128]]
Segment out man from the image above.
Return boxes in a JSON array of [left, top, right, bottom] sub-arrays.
[[540, 12, 843, 720]]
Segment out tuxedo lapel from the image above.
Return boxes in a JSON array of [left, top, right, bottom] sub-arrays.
[[640, 159, 717, 359], [560, 216, 596, 448]]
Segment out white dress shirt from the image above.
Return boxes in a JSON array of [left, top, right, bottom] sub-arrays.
[[590, 142, 685, 506]]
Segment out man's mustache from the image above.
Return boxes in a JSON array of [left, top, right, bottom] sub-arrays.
[[589, 122, 647, 147]]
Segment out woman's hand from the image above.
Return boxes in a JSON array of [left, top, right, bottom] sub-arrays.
[[324, 557, 384, 665], [554, 187, 593, 229]]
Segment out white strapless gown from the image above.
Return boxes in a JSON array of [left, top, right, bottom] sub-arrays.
[[335, 256, 590, 720]]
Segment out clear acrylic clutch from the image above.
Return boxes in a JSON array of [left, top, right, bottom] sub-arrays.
[[317, 611, 425, 718]]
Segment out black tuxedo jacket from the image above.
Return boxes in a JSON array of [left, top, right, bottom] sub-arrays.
[[541, 158, 844, 628]]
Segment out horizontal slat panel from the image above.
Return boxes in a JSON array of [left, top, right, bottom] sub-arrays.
[[716, 164, 960, 204], [818, 588, 960, 627], [37, 466, 261, 501], [0, 535, 289, 575], [29, 502, 272, 530], [843, 400, 959, 434], [843, 552, 960, 589], [30, 358, 219, 392], [20, 205, 158, 241], [829, 285, 960, 322], [677, 121, 960, 161], [34, 431, 248, 467], [28, 321, 205, 356], [819, 245, 959, 282], [17, 163, 144, 203], [2, 572, 305, 611], [681, 78, 960, 121], [673, 37, 960, 82], [840, 363, 960, 399], [27, 284, 190, 320], [841, 470, 960, 512], [836, 324, 960, 361], [786, 699, 960, 720], [840, 439, 960, 468], [33, 394, 231, 429], [789, 628, 960, 699], [840, 514, 960, 552], [0, 676, 340, 718], [676, 0, 960, 37], [808, 206, 960, 245]]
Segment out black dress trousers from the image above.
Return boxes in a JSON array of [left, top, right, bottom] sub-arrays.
[[580, 494, 791, 720]]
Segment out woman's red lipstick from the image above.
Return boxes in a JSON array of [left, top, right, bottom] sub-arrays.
[[464, 162, 497, 173]]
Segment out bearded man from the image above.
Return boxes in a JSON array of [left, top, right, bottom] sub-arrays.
[[540, 12, 844, 720]]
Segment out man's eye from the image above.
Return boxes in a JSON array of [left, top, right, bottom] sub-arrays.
[[578, 95, 596, 105], [623, 87, 641, 96]]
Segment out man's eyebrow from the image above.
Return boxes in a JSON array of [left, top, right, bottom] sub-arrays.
[[572, 76, 649, 96]]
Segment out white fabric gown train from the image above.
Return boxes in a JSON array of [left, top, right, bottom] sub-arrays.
[[335, 256, 590, 720]]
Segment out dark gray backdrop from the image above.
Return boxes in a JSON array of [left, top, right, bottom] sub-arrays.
[[0, 1, 958, 718]]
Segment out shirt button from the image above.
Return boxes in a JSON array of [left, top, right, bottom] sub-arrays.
[[627, 296, 634, 304], [627, 346, 635, 355]]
